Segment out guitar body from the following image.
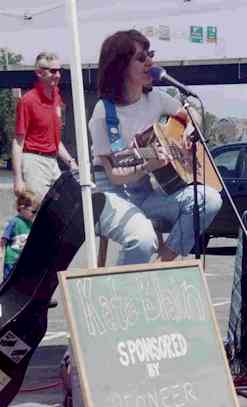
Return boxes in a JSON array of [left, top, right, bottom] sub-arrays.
[[0, 171, 105, 407], [152, 163, 187, 195], [109, 115, 222, 195], [153, 118, 222, 194]]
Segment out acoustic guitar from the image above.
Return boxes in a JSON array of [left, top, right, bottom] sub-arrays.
[[111, 115, 222, 195]]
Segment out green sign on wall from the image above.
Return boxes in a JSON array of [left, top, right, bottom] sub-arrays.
[[207, 26, 217, 43], [59, 261, 239, 407], [190, 26, 203, 43]]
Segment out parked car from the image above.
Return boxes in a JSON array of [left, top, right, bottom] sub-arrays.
[[152, 142, 247, 249], [204, 142, 247, 246]]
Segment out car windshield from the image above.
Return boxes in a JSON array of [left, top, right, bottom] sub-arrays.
[[213, 146, 247, 178]]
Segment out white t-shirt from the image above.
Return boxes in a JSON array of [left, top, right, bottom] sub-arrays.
[[89, 88, 181, 165]]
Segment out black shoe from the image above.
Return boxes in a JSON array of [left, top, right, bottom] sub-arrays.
[[48, 299, 58, 308]]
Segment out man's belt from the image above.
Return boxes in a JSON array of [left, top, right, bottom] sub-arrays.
[[23, 149, 57, 158]]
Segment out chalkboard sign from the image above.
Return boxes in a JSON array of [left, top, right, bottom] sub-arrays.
[[59, 260, 239, 407]]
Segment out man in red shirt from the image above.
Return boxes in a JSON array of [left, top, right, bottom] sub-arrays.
[[12, 52, 78, 200]]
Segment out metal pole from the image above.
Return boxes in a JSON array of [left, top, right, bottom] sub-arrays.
[[65, 0, 97, 268]]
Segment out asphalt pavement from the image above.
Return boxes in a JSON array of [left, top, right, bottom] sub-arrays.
[[6, 237, 247, 407]]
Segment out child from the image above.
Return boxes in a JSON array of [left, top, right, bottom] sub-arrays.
[[0, 191, 39, 281]]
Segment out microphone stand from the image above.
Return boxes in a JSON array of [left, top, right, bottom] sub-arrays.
[[182, 96, 247, 259], [183, 99, 202, 259]]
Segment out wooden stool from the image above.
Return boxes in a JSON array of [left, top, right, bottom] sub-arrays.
[[97, 236, 109, 268]]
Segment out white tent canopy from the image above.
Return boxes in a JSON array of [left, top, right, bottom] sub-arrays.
[[1, 0, 247, 65]]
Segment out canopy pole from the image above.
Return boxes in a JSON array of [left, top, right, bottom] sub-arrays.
[[65, 0, 98, 268]]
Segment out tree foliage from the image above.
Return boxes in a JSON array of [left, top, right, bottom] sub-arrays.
[[0, 48, 22, 69], [0, 90, 17, 157], [203, 111, 218, 146], [0, 49, 23, 159]]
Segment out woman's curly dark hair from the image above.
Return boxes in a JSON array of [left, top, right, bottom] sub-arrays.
[[97, 29, 150, 104]]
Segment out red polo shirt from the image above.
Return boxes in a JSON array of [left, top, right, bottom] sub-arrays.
[[16, 82, 63, 154]]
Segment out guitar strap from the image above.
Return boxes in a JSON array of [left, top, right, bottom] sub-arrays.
[[102, 99, 126, 153]]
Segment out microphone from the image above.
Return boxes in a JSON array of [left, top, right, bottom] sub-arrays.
[[150, 66, 198, 98]]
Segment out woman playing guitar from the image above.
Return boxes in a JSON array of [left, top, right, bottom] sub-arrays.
[[89, 29, 222, 264]]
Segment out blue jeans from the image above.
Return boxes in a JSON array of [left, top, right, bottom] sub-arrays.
[[95, 171, 222, 265], [3, 264, 13, 281]]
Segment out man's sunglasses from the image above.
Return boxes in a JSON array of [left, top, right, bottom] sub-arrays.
[[41, 67, 62, 74], [135, 50, 155, 63]]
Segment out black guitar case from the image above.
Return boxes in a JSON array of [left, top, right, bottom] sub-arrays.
[[0, 170, 105, 407]]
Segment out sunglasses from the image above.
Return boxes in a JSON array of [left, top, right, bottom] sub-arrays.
[[135, 50, 155, 63], [41, 67, 62, 74]]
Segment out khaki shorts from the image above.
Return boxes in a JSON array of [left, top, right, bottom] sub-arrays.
[[22, 153, 61, 200]]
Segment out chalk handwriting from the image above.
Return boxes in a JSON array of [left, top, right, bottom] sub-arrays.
[[105, 381, 198, 407], [146, 362, 160, 378], [117, 333, 188, 366], [76, 272, 206, 336], [76, 279, 106, 336]]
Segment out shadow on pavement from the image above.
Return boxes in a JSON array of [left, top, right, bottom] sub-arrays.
[[10, 345, 67, 406]]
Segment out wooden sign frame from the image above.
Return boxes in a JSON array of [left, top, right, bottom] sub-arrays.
[[58, 260, 239, 407]]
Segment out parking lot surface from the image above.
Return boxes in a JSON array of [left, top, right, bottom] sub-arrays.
[[7, 238, 247, 406]]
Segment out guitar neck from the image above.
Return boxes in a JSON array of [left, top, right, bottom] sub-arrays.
[[137, 146, 157, 160], [110, 145, 157, 168]]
